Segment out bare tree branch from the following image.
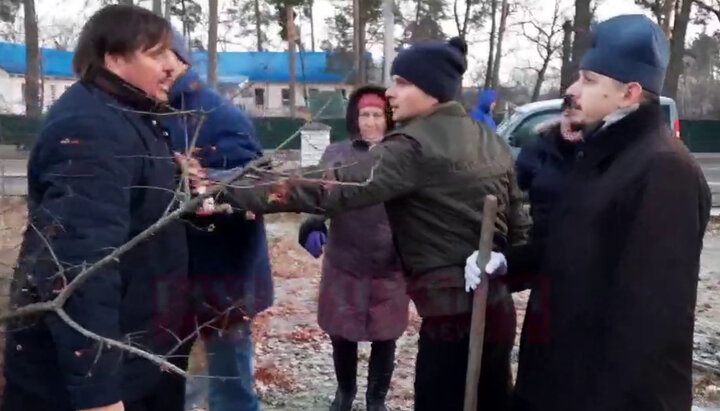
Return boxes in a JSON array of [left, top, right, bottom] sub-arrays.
[[695, 0, 720, 22], [55, 308, 187, 376], [0, 88, 350, 382]]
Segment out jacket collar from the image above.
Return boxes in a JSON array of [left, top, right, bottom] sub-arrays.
[[599, 104, 640, 131], [428, 101, 466, 117], [85, 66, 169, 113], [351, 138, 373, 151], [398, 101, 466, 127], [538, 123, 579, 161], [581, 102, 664, 168]]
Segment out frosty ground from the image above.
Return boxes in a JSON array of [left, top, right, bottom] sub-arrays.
[[190, 213, 720, 411], [0, 200, 718, 410]]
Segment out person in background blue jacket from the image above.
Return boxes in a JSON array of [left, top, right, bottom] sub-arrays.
[[162, 30, 273, 411], [471, 89, 498, 130]]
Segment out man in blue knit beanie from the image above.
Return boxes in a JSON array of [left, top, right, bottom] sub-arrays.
[[471, 14, 712, 410]]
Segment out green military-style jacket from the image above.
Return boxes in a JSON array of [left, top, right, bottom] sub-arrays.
[[224, 102, 531, 316]]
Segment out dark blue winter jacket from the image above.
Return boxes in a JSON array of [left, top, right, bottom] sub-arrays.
[[161, 69, 273, 322], [5, 69, 189, 409], [471, 89, 498, 130], [515, 124, 577, 245]]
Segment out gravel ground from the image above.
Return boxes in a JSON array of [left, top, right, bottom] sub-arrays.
[[245, 214, 720, 411]]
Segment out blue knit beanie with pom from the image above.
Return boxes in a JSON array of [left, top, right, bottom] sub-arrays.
[[391, 37, 468, 103]]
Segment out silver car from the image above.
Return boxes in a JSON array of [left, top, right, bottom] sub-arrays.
[[496, 97, 680, 158]]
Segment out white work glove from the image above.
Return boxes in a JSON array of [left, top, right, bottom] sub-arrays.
[[464, 251, 508, 292]]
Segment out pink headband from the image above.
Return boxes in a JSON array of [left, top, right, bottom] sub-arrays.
[[357, 93, 386, 110]]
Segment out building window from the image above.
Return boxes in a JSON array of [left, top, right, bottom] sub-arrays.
[[281, 88, 290, 106], [254, 88, 265, 106]]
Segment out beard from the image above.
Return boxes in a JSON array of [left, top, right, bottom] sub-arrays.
[[562, 96, 584, 131], [563, 109, 584, 132]]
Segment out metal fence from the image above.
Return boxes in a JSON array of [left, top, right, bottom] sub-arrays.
[[0, 114, 349, 151]]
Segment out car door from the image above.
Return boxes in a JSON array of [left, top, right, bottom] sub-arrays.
[[507, 109, 561, 158]]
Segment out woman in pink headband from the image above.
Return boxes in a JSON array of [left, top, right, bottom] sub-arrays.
[[298, 85, 408, 411]]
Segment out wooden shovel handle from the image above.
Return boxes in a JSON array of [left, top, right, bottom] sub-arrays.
[[464, 195, 499, 411]]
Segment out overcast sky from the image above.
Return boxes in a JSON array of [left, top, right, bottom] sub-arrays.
[[24, 0, 720, 88]]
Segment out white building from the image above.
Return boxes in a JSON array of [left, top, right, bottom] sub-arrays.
[[234, 82, 351, 117], [191, 50, 361, 118], [0, 42, 76, 114]]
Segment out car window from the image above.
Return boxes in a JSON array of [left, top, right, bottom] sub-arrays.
[[509, 110, 561, 148], [497, 113, 519, 136], [661, 103, 671, 127]]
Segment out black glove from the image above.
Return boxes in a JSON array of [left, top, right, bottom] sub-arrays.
[[298, 215, 328, 247]]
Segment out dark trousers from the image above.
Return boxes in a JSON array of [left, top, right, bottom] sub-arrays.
[[330, 335, 397, 394], [414, 313, 514, 411]]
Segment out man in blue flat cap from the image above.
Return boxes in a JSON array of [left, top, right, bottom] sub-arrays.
[[469, 14, 711, 411]]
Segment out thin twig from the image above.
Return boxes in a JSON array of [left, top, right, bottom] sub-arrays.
[[29, 223, 64, 279], [165, 303, 248, 358], [55, 308, 187, 376]]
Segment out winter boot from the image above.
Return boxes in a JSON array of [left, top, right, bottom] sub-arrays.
[[330, 336, 358, 411], [366, 340, 396, 411], [330, 387, 358, 411]]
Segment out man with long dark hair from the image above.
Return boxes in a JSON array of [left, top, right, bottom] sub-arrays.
[[3, 5, 190, 411]]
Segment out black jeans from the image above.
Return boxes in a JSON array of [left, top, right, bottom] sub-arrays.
[[1, 371, 185, 411], [414, 313, 514, 411]]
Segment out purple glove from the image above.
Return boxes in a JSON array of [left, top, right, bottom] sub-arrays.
[[303, 231, 327, 258]]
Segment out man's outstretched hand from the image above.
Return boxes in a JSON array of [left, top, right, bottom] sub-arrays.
[[464, 251, 507, 292]]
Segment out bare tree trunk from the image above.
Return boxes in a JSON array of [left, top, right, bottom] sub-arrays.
[[383, 0, 395, 86], [309, 0, 315, 51], [208, 0, 218, 88], [560, 19, 573, 95], [570, 0, 592, 76], [23, 0, 41, 118], [483, 0, 498, 90], [533, 58, 551, 101], [287, 5, 297, 117], [453, 0, 472, 40], [353, 0, 363, 85], [164, 0, 172, 19], [253, 0, 263, 51], [181, 0, 191, 51], [664, 0, 691, 98], [152, 0, 162, 15], [39, 55, 44, 108], [661, 0, 675, 36], [491, 0, 508, 89], [453, 0, 462, 37]]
